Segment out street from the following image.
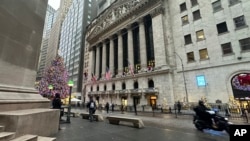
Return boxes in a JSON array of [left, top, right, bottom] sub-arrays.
[[55, 111, 229, 141]]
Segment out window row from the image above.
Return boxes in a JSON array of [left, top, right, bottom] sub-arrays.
[[186, 37, 250, 62], [180, 0, 240, 13], [184, 15, 247, 45]]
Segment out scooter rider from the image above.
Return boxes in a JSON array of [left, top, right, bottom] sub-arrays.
[[194, 100, 217, 128]]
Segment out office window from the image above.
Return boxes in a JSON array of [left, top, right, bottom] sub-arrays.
[[191, 0, 198, 6], [234, 15, 246, 29], [187, 52, 195, 62], [229, 0, 240, 5], [184, 34, 192, 45], [181, 15, 189, 25], [221, 43, 233, 55], [180, 3, 187, 12], [196, 30, 205, 41], [239, 38, 250, 51], [193, 10, 201, 21], [212, 0, 222, 12], [199, 49, 209, 60], [216, 22, 228, 34]]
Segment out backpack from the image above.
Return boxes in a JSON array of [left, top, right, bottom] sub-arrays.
[[90, 101, 95, 108]]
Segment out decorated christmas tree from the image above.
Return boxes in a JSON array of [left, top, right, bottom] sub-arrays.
[[38, 55, 69, 98]]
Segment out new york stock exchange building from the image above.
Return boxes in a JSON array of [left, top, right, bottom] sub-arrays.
[[82, 0, 250, 111]]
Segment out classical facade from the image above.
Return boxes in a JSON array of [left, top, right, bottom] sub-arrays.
[[83, 0, 250, 109]]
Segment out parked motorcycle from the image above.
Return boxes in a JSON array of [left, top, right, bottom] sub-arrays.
[[193, 109, 232, 134]]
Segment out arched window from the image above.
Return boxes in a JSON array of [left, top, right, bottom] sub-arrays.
[[122, 82, 126, 90], [91, 86, 93, 91], [112, 83, 115, 90], [148, 80, 154, 88], [134, 81, 139, 89], [97, 85, 99, 91]]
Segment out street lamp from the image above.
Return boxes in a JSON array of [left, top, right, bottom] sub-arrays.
[[174, 52, 189, 103], [66, 80, 74, 123], [48, 84, 53, 97]]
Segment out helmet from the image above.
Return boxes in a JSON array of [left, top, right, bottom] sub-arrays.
[[198, 100, 204, 106]]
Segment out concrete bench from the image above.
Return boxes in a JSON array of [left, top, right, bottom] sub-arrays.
[[106, 116, 144, 128], [80, 112, 104, 121], [64, 111, 76, 117]]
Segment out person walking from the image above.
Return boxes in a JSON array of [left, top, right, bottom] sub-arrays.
[[105, 102, 110, 113], [177, 101, 182, 113], [52, 93, 62, 130], [87, 96, 96, 122], [111, 103, 115, 112]]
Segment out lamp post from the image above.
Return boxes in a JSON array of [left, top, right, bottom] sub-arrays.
[[174, 52, 189, 103], [66, 80, 74, 123]]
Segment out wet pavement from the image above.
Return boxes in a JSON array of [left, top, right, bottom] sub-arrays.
[[53, 109, 235, 141]]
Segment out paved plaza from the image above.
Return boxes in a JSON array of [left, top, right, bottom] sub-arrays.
[[53, 109, 250, 141]]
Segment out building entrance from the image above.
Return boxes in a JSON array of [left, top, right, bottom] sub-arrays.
[[149, 96, 157, 108]]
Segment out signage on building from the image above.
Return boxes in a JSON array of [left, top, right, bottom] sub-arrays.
[[196, 75, 206, 87]]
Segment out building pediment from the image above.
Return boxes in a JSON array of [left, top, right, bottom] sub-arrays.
[[86, 0, 162, 45]]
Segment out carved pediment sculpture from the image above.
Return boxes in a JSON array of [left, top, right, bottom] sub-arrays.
[[86, 0, 144, 41]]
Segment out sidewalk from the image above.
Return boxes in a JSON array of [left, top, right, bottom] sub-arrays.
[[70, 108, 249, 125], [67, 108, 249, 134]]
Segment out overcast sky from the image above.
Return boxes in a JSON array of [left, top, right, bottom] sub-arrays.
[[48, 0, 61, 10]]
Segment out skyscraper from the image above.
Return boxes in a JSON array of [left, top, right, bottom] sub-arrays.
[[59, 0, 98, 95], [36, 5, 56, 80], [46, 0, 73, 70]]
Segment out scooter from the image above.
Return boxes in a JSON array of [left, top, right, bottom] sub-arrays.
[[193, 110, 232, 134]]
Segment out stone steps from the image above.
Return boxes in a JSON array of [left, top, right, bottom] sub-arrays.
[[10, 134, 37, 141], [0, 126, 4, 132], [9, 135, 56, 141], [0, 132, 15, 141], [0, 125, 56, 141], [37, 136, 56, 141]]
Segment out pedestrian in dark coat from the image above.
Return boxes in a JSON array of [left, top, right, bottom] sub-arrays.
[[111, 103, 115, 112], [177, 101, 181, 113], [105, 102, 110, 113], [52, 93, 63, 117]]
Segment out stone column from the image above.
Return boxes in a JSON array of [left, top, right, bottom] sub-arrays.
[[0, 0, 50, 111], [139, 19, 147, 69], [90, 47, 96, 81], [118, 31, 123, 76], [102, 42, 107, 79], [127, 26, 134, 73], [95, 46, 100, 79], [151, 13, 167, 69], [109, 38, 114, 77]]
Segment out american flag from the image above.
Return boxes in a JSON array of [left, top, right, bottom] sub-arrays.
[[91, 73, 97, 83], [128, 60, 135, 77], [105, 67, 111, 80]]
